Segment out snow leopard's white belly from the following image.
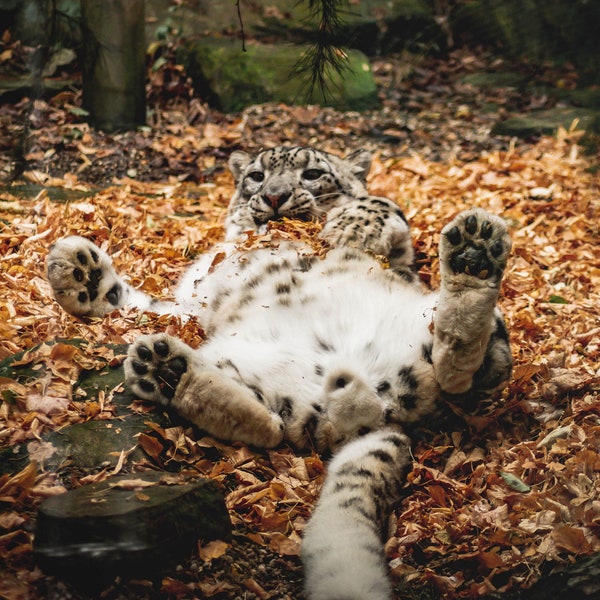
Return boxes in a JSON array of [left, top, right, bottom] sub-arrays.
[[194, 246, 438, 423]]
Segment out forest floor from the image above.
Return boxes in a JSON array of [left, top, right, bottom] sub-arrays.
[[0, 45, 599, 600]]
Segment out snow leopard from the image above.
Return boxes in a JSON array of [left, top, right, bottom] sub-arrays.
[[46, 145, 513, 599]]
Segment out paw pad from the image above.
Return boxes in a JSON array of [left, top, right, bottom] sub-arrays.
[[125, 336, 188, 404], [442, 209, 510, 281], [70, 251, 104, 303], [47, 237, 124, 317]]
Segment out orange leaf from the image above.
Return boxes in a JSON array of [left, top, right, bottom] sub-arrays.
[[84, 401, 101, 419], [551, 525, 593, 554], [137, 433, 164, 460], [268, 532, 301, 556], [478, 548, 505, 569], [244, 577, 268, 599], [198, 539, 229, 561], [160, 577, 191, 598], [426, 484, 448, 507]]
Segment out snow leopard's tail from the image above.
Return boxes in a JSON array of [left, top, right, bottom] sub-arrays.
[[302, 429, 412, 600]]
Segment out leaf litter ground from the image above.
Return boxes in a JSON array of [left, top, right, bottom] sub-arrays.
[[0, 49, 599, 599]]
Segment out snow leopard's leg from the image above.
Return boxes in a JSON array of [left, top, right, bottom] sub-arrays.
[[433, 208, 512, 395], [321, 197, 417, 282], [124, 333, 285, 448], [302, 429, 412, 600], [47, 236, 153, 317], [469, 308, 513, 396]]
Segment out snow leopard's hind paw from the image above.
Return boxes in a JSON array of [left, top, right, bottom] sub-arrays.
[[125, 333, 286, 448], [440, 208, 511, 287], [47, 236, 125, 317], [124, 334, 193, 406]]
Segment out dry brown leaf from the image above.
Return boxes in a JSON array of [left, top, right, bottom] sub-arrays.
[[268, 532, 301, 556], [108, 478, 158, 490], [243, 577, 269, 599], [160, 577, 192, 598], [137, 433, 165, 461], [0, 512, 25, 530], [198, 539, 229, 562], [197, 580, 237, 597], [550, 524, 594, 554], [25, 394, 69, 416]]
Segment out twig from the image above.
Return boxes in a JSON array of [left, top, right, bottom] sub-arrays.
[[236, 0, 246, 52]]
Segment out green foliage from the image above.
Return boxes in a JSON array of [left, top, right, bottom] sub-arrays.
[[293, 0, 348, 103]]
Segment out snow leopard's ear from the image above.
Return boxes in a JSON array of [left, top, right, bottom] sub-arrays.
[[229, 151, 252, 183], [344, 149, 372, 183]]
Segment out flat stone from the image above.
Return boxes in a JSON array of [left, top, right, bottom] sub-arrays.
[[36, 415, 156, 469], [0, 340, 168, 475], [1, 407, 170, 475], [34, 471, 231, 586], [462, 71, 529, 89], [492, 108, 600, 137]]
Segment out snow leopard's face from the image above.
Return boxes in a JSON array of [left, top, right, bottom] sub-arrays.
[[227, 146, 372, 228]]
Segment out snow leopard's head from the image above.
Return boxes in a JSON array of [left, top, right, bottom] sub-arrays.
[[225, 146, 372, 238]]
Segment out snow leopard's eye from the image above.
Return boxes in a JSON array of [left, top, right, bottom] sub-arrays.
[[302, 168, 324, 181], [247, 171, 265, 183]]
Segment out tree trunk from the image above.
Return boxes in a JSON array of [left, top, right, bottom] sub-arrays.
[[81, 0, 146, 131]]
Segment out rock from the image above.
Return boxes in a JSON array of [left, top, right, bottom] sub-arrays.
[[452, 0, 600, 84], [0, 411, 157, 476], [561, 89, 600, 110], [29, 414, 158, 470], [178, 38, 379, 112], [483, 551, 600, 600], [34, 471, 231, 586], [0, 340, 172, 475], [492, 108, 600, 137], [461, 71, 530, 90]]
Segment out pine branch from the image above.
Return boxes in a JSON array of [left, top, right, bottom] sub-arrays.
[[293, 0, 351, 104]]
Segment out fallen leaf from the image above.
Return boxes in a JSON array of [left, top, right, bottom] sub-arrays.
[[137, 433, 165, 461], [268, 532, 301, 556], [108, 478, 158, 490], [537, 425, 572, 449], [25, 394, 69, 415], [551, 524, 593, 554], [198, 539, 229, 561], [500, 471, 531, 493]]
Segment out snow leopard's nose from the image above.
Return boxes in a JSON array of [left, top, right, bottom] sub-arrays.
[[263, 191, 291, 210], [262, 176, 291, 210]]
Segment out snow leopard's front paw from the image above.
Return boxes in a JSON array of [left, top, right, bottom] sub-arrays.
[[440, 208, 511, 288], [321, 197, 415, 275], [47, 236, 125, 317], [124, 334, 193, 406]]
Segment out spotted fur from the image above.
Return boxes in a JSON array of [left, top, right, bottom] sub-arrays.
[[46, 147, 513, 599]]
